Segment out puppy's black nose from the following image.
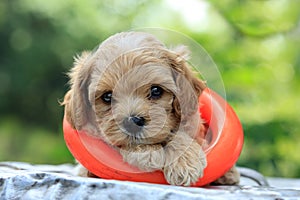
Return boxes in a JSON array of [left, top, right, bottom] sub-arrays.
[[131, 116, 145, 126], [123, 116, 145, 134]]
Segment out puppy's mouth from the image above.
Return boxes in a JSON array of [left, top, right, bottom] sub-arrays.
[[120, 126, 147, 145], [119, 126, 171, 146], [118, 132, 169, 147]]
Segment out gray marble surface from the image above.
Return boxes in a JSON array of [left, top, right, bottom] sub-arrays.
[[0, 162, 300, 200]]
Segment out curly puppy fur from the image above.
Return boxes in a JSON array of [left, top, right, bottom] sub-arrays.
[[62, 31, 239, 186]]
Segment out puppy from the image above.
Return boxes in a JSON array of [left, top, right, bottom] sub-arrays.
[[62, 31, 239, 186]]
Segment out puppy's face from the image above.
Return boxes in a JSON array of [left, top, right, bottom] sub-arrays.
[[63, 32, 206, 148], [94, 52, 179, 147]]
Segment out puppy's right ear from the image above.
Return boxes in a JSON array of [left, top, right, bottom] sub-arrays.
[[62, 51, 93, 130]]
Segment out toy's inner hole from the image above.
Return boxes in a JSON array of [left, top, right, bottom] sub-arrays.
[[203, 125, 212, 145], [200, 125, 216, 154]]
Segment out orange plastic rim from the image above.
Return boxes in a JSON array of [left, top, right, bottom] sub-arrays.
[[63, 88, 244, 186]]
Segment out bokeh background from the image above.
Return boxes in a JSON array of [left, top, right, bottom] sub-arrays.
[[1, 0, 299, 178]]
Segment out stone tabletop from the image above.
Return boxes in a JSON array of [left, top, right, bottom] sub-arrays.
[[0, 162, 300, 200]]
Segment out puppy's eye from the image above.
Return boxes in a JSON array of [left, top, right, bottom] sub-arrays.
[[150, 86, 164, 99], [101, 91, 112, 104]]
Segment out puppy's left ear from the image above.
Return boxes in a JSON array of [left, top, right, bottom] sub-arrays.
[[166, 45, 206, 118], [171, 45, 206, 95]]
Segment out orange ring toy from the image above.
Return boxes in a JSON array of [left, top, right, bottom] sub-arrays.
[[63, 88, 244, 186]]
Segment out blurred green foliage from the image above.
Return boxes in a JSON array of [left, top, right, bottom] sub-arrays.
[[0, 0, 299, 177]]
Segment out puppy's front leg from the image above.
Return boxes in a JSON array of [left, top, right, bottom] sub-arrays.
[[120, 144, 165, 172], [164, 133, 207, 186]]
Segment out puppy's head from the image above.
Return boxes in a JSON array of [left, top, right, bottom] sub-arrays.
[[63, 32, 206, 148]]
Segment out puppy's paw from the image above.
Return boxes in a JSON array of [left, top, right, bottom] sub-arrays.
[[120, 144, 165, 171], [164, 141, 207, 186], [212, 166, 240, 185]]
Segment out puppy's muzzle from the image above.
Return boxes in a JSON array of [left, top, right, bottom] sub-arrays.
[[123, 116, 145, 135]]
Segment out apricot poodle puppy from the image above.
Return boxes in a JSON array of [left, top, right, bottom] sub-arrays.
[[63, 31, 239, 186]]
